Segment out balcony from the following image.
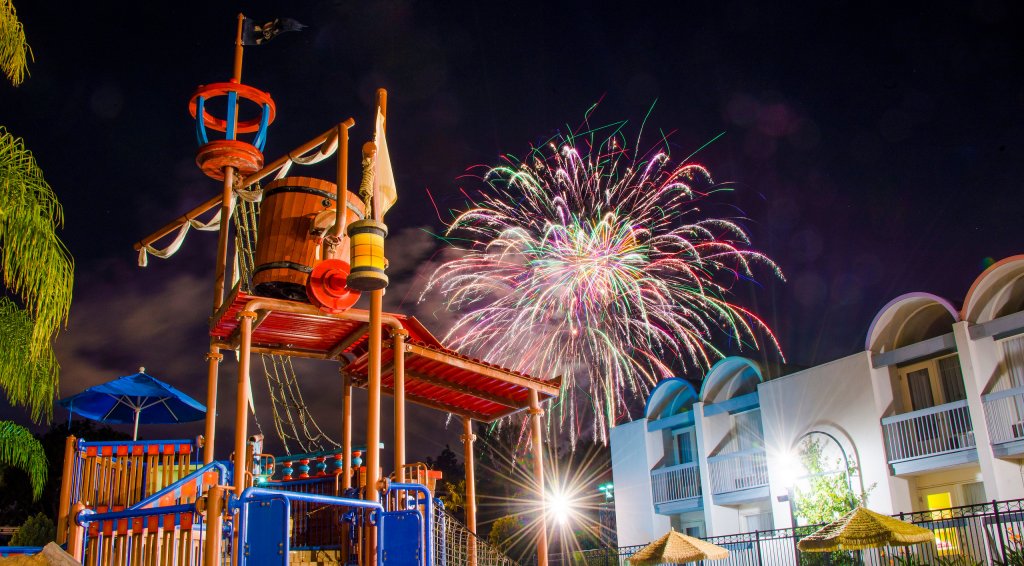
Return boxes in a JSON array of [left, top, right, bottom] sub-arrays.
[[650, 462, 701, 513], [983, 385, 1024, 457], [881, 400, 977, 475], [707, 449, 769, 504]]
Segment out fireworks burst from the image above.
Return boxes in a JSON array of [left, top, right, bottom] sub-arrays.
[[422, 125, 783, 444]]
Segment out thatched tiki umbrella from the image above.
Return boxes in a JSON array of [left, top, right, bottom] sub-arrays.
[[797, 507, 934, 553], [630, 529, 729, 565]]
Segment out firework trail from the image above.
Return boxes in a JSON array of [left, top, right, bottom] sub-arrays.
[[422, 125, 783, 444]]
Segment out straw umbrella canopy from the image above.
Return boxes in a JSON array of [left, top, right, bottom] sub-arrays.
[[630, 528, 729, 565], [797, 507, 934, 552]]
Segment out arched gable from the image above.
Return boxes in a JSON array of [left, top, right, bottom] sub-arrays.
[[962, 255, 1024, 324], [865, 292, 959, 353], [644, 378, 698, 420], [699, 357, 762, 404]]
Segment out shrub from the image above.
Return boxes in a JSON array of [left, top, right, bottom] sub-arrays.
[[9, 512, 55, 547]]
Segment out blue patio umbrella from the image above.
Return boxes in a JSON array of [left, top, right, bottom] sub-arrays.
[[59, 368, 206, 440]]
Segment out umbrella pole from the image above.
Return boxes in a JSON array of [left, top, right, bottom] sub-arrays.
[[133, 408, 140, 441]]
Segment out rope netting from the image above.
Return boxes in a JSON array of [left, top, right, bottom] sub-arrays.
[[433, 508, 520, 566], [233, 194, 340, 454]]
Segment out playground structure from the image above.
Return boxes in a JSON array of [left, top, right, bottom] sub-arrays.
[[51, 15, 561, 566]]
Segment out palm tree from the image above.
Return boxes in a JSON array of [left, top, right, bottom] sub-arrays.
[[0, 1, 68, 506], [0, 420, 47, 500], [0, 0, 31, 86], [0, 0, 73, 423]]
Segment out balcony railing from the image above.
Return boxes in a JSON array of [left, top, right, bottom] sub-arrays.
[[881, 400, 975, 463], [707, 448, 768, 494], [983, 385, 1024, 444], [650, 462, 700, 504]]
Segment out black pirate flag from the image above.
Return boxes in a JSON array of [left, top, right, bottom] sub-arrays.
[[242, 17, 307, 46]]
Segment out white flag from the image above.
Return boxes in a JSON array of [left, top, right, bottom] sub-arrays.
[[374, 107, 398, 216]]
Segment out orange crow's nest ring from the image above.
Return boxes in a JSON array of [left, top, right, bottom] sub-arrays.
[[188, 82, 277, 134], [307, 259, 361, 313], [195, 140, 264, 180]]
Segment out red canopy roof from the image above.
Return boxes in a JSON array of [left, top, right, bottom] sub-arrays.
[[210, 289, 560, 421]]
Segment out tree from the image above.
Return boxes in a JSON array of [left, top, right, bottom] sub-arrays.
[[424, 444, 465, 482], [0, 4, 72, 533], [0, 421, 128, 527], [0, 0, 73, 423], [488, 515, 521, 554], [0, 0, 31, 86], [792, 437, 870, 526], [0, 420, 47, 500], [9, 512, 54, 547]]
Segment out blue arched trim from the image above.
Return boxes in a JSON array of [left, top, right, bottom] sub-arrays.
[[644, 378, 699, 420], [699, 357, 762, 402]]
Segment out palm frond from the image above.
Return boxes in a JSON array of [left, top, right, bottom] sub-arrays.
[[0, 298, 59, 421], [0, 126, 74, 368], [0, 420, 48, 500], [0, 0, 32, 86]]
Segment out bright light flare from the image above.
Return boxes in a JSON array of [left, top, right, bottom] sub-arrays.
[[547, 488, 574, 525], [473, 429, 614, 562]]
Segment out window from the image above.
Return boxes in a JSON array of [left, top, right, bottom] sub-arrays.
[[673, 428, 696, 465], [907, 369, 934, 410], [899, 354, 966, 411], [744, 511, 774, 532], [1003, 335, 1024, 389], [734, 409, 765, 451], [962, 482, 986, 506], [938, 357, 966, 402]]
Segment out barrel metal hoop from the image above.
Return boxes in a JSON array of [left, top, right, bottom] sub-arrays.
[[253, 262, 314, 275], [263, 186, 337, 201]]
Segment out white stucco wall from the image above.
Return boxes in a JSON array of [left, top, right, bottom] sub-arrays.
[[954, 322, 1024, 500], [759, 351, 904, 527], [610, 419, 670, 546]]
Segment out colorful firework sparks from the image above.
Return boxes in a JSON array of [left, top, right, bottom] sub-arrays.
[[422, 125, 783, 444]]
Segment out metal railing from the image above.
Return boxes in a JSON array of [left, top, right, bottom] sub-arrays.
[[650, 462, 701, 504], [881, 400, 975, 463], [576, 498, 1024, 565], [262, 475, 344, 550], [431, 501, 519, 566], [984, 385, 1024, 445], [75, 502, 213, 565], [235, 487, 386, 566], [708, 449, 769, 494]]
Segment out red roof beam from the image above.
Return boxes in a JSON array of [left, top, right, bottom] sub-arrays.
[[404, 342, 560, 396]]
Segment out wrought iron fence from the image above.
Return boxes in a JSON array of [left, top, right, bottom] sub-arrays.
[[432, 504, 519, 566], [573, 498, 1024, 565]]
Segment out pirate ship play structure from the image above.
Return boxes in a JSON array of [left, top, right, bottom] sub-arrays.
[[50, 15, 561, 566]]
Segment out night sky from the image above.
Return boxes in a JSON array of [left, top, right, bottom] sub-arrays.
[[1, 1, 1021, 460]]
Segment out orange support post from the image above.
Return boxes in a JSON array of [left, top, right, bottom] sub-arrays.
[[393, 329, 408, 483], [203, 485, 226, 566], [67, 502, 87, 561], [203, 349, 223, 464], [529, 390, 549, 566], [463, 418, 478, 566], [56, 434, 78, 544], [342, 371, 353, 491], [233, 310, 256, 495]]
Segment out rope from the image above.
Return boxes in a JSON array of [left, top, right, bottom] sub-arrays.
[[260, 354, 340, 454], [228, 187, 342, 455], [358, 152, 374, 217], [273, 131, 340, 180]]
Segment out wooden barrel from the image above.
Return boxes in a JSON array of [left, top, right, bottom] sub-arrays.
[[253, 176, 364, 301]]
